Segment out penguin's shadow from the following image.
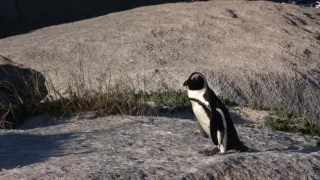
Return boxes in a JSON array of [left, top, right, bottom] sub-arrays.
[[266, 146, 320, 154], [197, 146, 320, 157], [152, 106, 247, 125], [229, 110, 247, 124], [234, 146, 320, 155]]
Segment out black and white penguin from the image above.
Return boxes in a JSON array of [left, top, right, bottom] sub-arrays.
[[183, 72, 248, 155]]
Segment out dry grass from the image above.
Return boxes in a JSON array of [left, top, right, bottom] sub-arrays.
[[0, 61, 192, 129], [0, 77, 148, 129]]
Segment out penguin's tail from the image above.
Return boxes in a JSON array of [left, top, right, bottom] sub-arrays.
[[235, 141, 249, 152]]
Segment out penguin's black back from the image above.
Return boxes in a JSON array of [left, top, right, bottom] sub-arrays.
[[204, 87, 244, 151]]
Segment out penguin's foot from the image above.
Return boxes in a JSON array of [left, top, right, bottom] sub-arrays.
[[198, 147, 220, 156]]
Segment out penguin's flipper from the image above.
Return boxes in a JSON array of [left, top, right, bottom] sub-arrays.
[[214, 108, 228, 153], [197, 121, 209, 138], [209, 110, 222, 146]]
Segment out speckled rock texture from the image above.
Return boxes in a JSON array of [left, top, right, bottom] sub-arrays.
[[0, 115, 320, 179], [0, 1, 319, 123]]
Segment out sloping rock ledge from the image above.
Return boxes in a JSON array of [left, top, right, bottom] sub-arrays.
[[0, 116, 320, 179]]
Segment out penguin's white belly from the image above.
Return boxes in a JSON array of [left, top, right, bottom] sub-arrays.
[[191, 102, 211, 137]]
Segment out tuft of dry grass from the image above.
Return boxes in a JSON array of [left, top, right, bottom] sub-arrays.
[[0, 57, 156, 129], [0, 80, 153, 129], [0, 60, 192, 129]]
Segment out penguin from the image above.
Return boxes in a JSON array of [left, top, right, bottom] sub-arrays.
[[183, 72, 248, 155]]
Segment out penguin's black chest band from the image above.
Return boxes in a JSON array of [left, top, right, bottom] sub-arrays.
[[188, 98, 211, 117]]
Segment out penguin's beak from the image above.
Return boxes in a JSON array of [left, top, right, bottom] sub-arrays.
[[183, 80, 188, 86]]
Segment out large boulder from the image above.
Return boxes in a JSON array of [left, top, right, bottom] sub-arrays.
[[0, 55, 48, 123], [0, 116, 319, 179], [0, 1, 319, 122]]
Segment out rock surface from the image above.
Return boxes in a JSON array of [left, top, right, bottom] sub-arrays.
[[0, 115, 320, 179], [0, 54, 24, 67], [0, 1, 319, 122]]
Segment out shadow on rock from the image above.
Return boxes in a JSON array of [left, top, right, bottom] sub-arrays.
[[151, 106, 247, 124], [151, 106, 195, 120], [19, 115, 75, 130], [267, 146, 320, 154], [0, 132, 90, 170], [229, 110, 247, 124], [0, 62, 48, 128]]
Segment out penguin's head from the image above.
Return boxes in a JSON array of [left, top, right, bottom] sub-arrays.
[[183, 72, 207, 90]]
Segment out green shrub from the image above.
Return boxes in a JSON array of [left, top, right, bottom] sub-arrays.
[[264, 109, 320, 136]]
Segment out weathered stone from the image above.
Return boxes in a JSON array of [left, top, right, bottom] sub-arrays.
[[0, 55, 23, 67], [0, 116, 319, 179]]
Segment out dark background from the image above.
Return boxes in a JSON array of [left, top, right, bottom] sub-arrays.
[[0, 0, 312, 39], [0, 0, 194, 39]]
